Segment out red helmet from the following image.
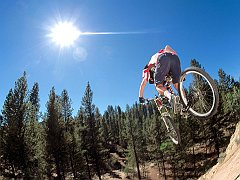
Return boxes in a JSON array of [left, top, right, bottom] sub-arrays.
[[158, 49, 164, 53]]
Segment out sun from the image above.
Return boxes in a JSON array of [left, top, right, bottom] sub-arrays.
[[48, 21, 80, 48]]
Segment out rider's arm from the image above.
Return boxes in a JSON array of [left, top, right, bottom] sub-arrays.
[[139, 77, 147, 98], [139, 66, 149, 98]]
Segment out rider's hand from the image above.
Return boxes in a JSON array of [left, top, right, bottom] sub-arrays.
[[139, 97, 145, 104]]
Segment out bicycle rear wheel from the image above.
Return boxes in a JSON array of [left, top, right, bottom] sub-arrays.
[[162, 113, 181, 145], [178, 67, 219, 119]]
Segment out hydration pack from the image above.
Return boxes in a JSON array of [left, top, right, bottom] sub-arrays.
[[149, 66, 155, 84]]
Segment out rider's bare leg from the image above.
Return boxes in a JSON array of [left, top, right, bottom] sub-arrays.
[[174, 82, 186, 98], [157, 83, 179, 97], [155, 84, 171, 99], [155, 84, 166, 95], [173, 83, 178, 91]]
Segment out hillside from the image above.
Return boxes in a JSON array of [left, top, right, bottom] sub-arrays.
[[199, 122, 240, 180]]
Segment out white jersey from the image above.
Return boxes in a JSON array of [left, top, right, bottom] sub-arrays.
[[148, 52, 161, 65], [148, 47, 177, 66]]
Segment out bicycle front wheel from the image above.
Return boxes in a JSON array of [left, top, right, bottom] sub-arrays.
[[162, 114, 181, 145], [178, 67, 219, 119]]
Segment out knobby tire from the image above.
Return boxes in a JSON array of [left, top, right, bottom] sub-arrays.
[[178, 67, 219, 119]]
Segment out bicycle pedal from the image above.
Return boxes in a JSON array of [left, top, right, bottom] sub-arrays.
[[175, 96, 180, 103], [181, 111, 190, 118], [161, 112, 170, 116], [174, 103, 182, 114]]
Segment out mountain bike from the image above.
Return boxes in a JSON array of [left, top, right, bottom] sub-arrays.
[[146, 66, 219, 145]]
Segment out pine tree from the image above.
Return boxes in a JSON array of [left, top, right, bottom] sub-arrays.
[[218, 69, 234, 91], [60, 89, 73, 174], [116, 106, 126, 147], [80, 82, 108, 180], [104, 105, 118, 143], [101, 112, 110, 146], [134, 103, 148, 174], [24, 102, 46, 179], [29, 83, 40, 113], [61, 89, 73, 126], [125, 106, 141, 180], [1, 72, 28, 177], [0, 114, 3, 175], [45, 87, 68, 179], [60, 89, 89, 179], [23, 82, 46, 179]]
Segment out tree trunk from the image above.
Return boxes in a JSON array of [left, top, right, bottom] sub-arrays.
[[62, 164, 66, 180], [70, 148, 77, 179], [192, 146, 196, 177], [130, 122, 141, 180], [161, 151, 167, 180], [173, 164, 176, 180], [85, 154, 92, 180], [56, 164, 62, 180], [133, 137, 141, 179], [56, 159, 62, 180], [95, 155, 102, 180], [157, 162, 161, 177], [212, 127, 220, 158]]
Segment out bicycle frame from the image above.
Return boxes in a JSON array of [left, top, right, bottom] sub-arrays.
[[147, 74, 188, 117], [145, 74, 185, 145]]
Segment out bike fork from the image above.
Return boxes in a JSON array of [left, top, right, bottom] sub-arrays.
[[161, 113, 171, 130]]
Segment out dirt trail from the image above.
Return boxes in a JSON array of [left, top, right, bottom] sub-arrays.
[[108, 154, 162, 180]]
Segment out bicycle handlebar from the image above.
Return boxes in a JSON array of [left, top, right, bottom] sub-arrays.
[[143, 95, 160, 104]]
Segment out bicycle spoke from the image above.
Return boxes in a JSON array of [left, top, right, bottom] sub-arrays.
[[179, 67, 219, 118], [162, 115, 180, 144]]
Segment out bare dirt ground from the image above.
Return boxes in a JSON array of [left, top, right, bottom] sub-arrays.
[[94, 162, 171, 180], [199, 122, 240, 180], [95, 168, 162, 180], [95, 155, 162, 180]]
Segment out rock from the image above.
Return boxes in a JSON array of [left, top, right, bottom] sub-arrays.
[[199, 121, 240, 180]]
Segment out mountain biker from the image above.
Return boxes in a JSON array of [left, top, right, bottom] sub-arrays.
[[139, 45, 181, 104]]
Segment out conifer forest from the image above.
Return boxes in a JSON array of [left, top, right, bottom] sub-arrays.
[[1, 59, 240, 179]]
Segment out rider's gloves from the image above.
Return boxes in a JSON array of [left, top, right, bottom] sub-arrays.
[[139, 97, 145, 104]]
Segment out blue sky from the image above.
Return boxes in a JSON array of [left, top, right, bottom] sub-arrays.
[[0, 0, 239, 115]]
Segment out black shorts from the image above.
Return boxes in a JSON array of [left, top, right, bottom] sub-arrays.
[[154, 53, 181, 85]]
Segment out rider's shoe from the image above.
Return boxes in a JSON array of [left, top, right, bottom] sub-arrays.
[[170, 94, 176, 107], [173, 95, 181, 114], [160, 95, 172, 108], [181, 109, 190, 118]]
